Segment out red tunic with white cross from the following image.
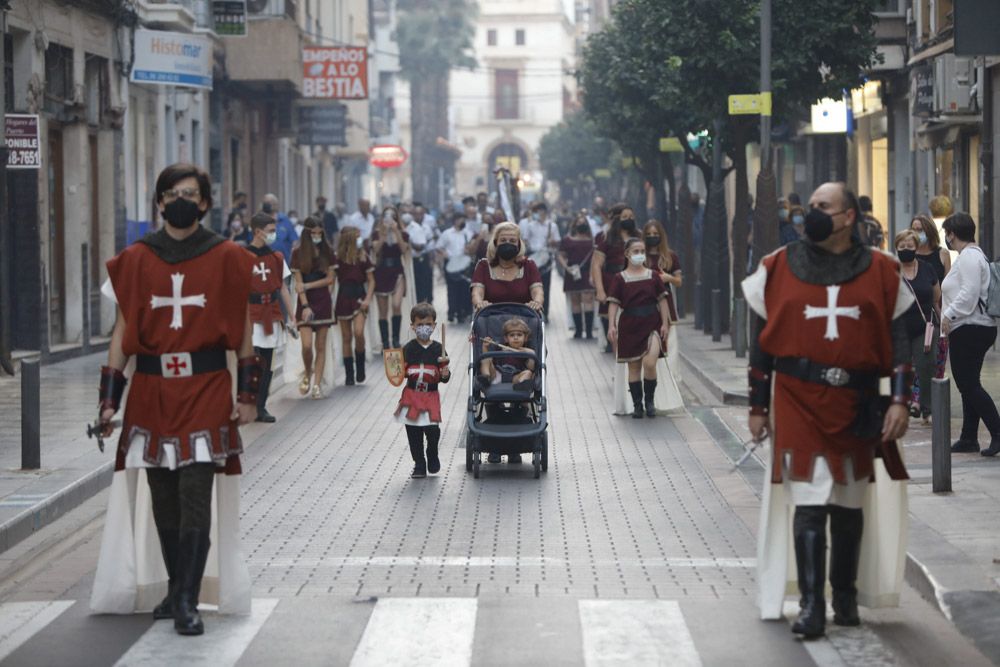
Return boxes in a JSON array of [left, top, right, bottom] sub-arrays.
[[105, 240, 253, 473], [246, 248, 286, 335], [757, 248, 901, 485]]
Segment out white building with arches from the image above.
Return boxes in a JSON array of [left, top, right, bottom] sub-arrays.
[[394, 0, 577, 202]]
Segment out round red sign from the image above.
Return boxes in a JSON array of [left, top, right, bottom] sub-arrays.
[[369, 144, 408, 169]]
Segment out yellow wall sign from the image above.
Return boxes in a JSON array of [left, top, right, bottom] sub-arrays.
[[659, 137, 684, 152], [593, 168, 612, 178], [728, 92, 772, 116]]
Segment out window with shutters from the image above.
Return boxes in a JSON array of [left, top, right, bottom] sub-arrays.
[[494, 69, 519, 120]]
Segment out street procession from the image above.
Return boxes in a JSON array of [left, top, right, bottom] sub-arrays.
[[3, 0, 1000, 665]]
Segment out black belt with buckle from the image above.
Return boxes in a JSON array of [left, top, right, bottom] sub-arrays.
[[249, 289, 281, 304], [623, 304, 657, 318], [406, 380, 438, 392], [136, 349, 228, 378], [774, 357, 878, 390], [380, 258, 401, 269]]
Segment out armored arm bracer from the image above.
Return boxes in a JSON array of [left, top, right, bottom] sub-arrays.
[[748, 313, 773, 417]]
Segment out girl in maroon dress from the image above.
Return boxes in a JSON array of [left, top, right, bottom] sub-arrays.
[[371, 206, 410, 349], [558, 214, 596, 339], [592, 204, 640, 352], [335, 226, 375, 385], [642, 220, 683, 323], [291, 218, 336, 399], [470, 222, 544, 312], [607, 238, 671, 418]]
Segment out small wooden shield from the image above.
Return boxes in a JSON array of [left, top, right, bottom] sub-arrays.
[[383, 348, 405, 386]]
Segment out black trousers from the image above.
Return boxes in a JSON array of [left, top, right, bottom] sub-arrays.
[[413, 256, 434, 304], [445, 270, 470, 321], [949, 324, 1000, 441], [539, 268, 552, 319], [147, 463, 216, 532]]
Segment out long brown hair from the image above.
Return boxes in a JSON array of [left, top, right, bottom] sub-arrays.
[[642, 220, 673, 271], [336, 226, 365, 265], [607, 203, 638, 247], [910, 214, 941, 250], [293, 217, 333, 275]]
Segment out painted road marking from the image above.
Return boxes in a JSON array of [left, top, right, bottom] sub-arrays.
[[0, 600, 74, 662], [350, 598, 478, 667], [579, 599, 702, 667]]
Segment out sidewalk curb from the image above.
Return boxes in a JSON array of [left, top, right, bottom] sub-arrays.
[[0, 461, 113, 555], [679, 348, 748, 406]]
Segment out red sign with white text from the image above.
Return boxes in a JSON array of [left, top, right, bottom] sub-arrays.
[[369, 145, 408, 169], [302, 46, 368, 99]]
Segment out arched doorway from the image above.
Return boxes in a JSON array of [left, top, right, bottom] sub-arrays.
[[486, 142, 529, 187]]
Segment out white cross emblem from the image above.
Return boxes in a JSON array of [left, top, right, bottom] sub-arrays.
[[803, 285, 860, 341], [407, 365, 436, 390], [252, 262, 271, 281], [150, 273, 207, 330]]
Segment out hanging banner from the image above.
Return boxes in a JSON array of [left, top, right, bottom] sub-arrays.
[[302, 46, 368, 99], [213, 1, 247, 37], [131, 29, 213, 89], [5, 114, 41, 170]]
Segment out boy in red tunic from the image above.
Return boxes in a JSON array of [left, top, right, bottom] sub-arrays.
[[94, 164, 263, 636], [245, 212, 296, 422], [743, 182, 913, 639], [394, 303, 451, 478]]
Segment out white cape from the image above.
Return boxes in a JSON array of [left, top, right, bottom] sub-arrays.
[[90, 469, 252, 616], [612, 355, 684, 415], [756, 450, 908, 618]]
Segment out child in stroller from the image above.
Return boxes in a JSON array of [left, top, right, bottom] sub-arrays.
[[478, 317, 536, 393]]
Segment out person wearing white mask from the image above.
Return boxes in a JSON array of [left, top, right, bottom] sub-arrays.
[[405, 211, 434, 304]]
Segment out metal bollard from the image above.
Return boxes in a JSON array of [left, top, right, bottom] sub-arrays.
[[21, 358, 40, 470], [734, 297, 747, 358], [931, 377, 951, 493], [711, 289, 722, 342], [81, 244, 91, 354], [676, 287, 686, 320], [693, 281, 703, 330]]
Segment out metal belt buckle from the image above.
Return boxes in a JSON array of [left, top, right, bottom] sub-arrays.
[[161, 352, 193, 378], [822, 366, 850, 387], [415, 381, 429, 392]]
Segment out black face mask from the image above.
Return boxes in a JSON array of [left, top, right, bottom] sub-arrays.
[[645, 236, 660, 248], [804, 207, 835, 243], [317, 204, 326, 211], [163, 198, 202, 229], [262, 202, 274, 214], [456, 222, 466, 230], [897, 248, 916, 263], [497, 242, 519, 261], [945, 235, 954, 251], [620, 218, 636, 232], [576, 224, 590, 235]]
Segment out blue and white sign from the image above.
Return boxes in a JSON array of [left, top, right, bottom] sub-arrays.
[[130, 29, 213, 90]]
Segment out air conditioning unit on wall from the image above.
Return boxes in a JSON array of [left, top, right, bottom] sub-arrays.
[[934, 54, 974, 114]]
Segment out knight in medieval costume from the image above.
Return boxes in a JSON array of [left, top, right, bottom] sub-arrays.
[[245, 212, 296, 422], [394, 303, 451, 478], [742, 182, 914, 639], [91, 163, 261, 636]]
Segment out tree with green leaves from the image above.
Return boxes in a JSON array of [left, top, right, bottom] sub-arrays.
[[394, 0, 477, 205], [538, 113, 615, 209]]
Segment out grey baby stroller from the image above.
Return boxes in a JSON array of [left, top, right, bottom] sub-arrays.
[[465, 303, 549, 478]]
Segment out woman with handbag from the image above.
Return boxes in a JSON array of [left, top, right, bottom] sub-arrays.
[[895, 230, 940, 423]]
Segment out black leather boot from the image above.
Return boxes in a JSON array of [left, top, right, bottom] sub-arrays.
[[255, 370, 276, 423], [584, 311, 595, 339], [343, 356, 355, 386], [173, 528, 211, 636], [628, 381, 644, 419], [829, 506, 863, 626], [152, 528, 179, 620], [791, 506, 827, 638], [643, 379, 657, 418], [572, 312, 583, 338], [355, 351, 366, 384], [378, 319, 390, 350], [601, 316, 612, 353], [391, 315, 402, 348]]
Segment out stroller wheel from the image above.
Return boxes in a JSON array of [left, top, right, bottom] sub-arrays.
[[541, 433, 549, 472], [465, 432, 474, 472], [532, 451, 541, 479]]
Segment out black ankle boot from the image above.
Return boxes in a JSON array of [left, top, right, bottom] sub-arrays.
[[643, 379, 657, 417], [343, 356, 355, 386], [426, 429, 441, 474], [628, 381, 644, 419], [829, 506, 863, 626], [152, 528, 179, 620], [791, 506, 827, 639], [409, 440, 427, 478], [391, 315, 402, 348], [584, 311, 595, 339], [378, 319, 390, 349], [355, 351, 366, 384], [572, 312, 583, 338], [174, 528, 211, 636], [255, 370, 276, 423]]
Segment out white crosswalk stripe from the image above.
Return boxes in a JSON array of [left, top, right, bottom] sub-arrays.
[[113, 598, 278, 667], [579, 600, 702, 667], [0, 601, 74, 662], [350, 598, 478, 667]]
